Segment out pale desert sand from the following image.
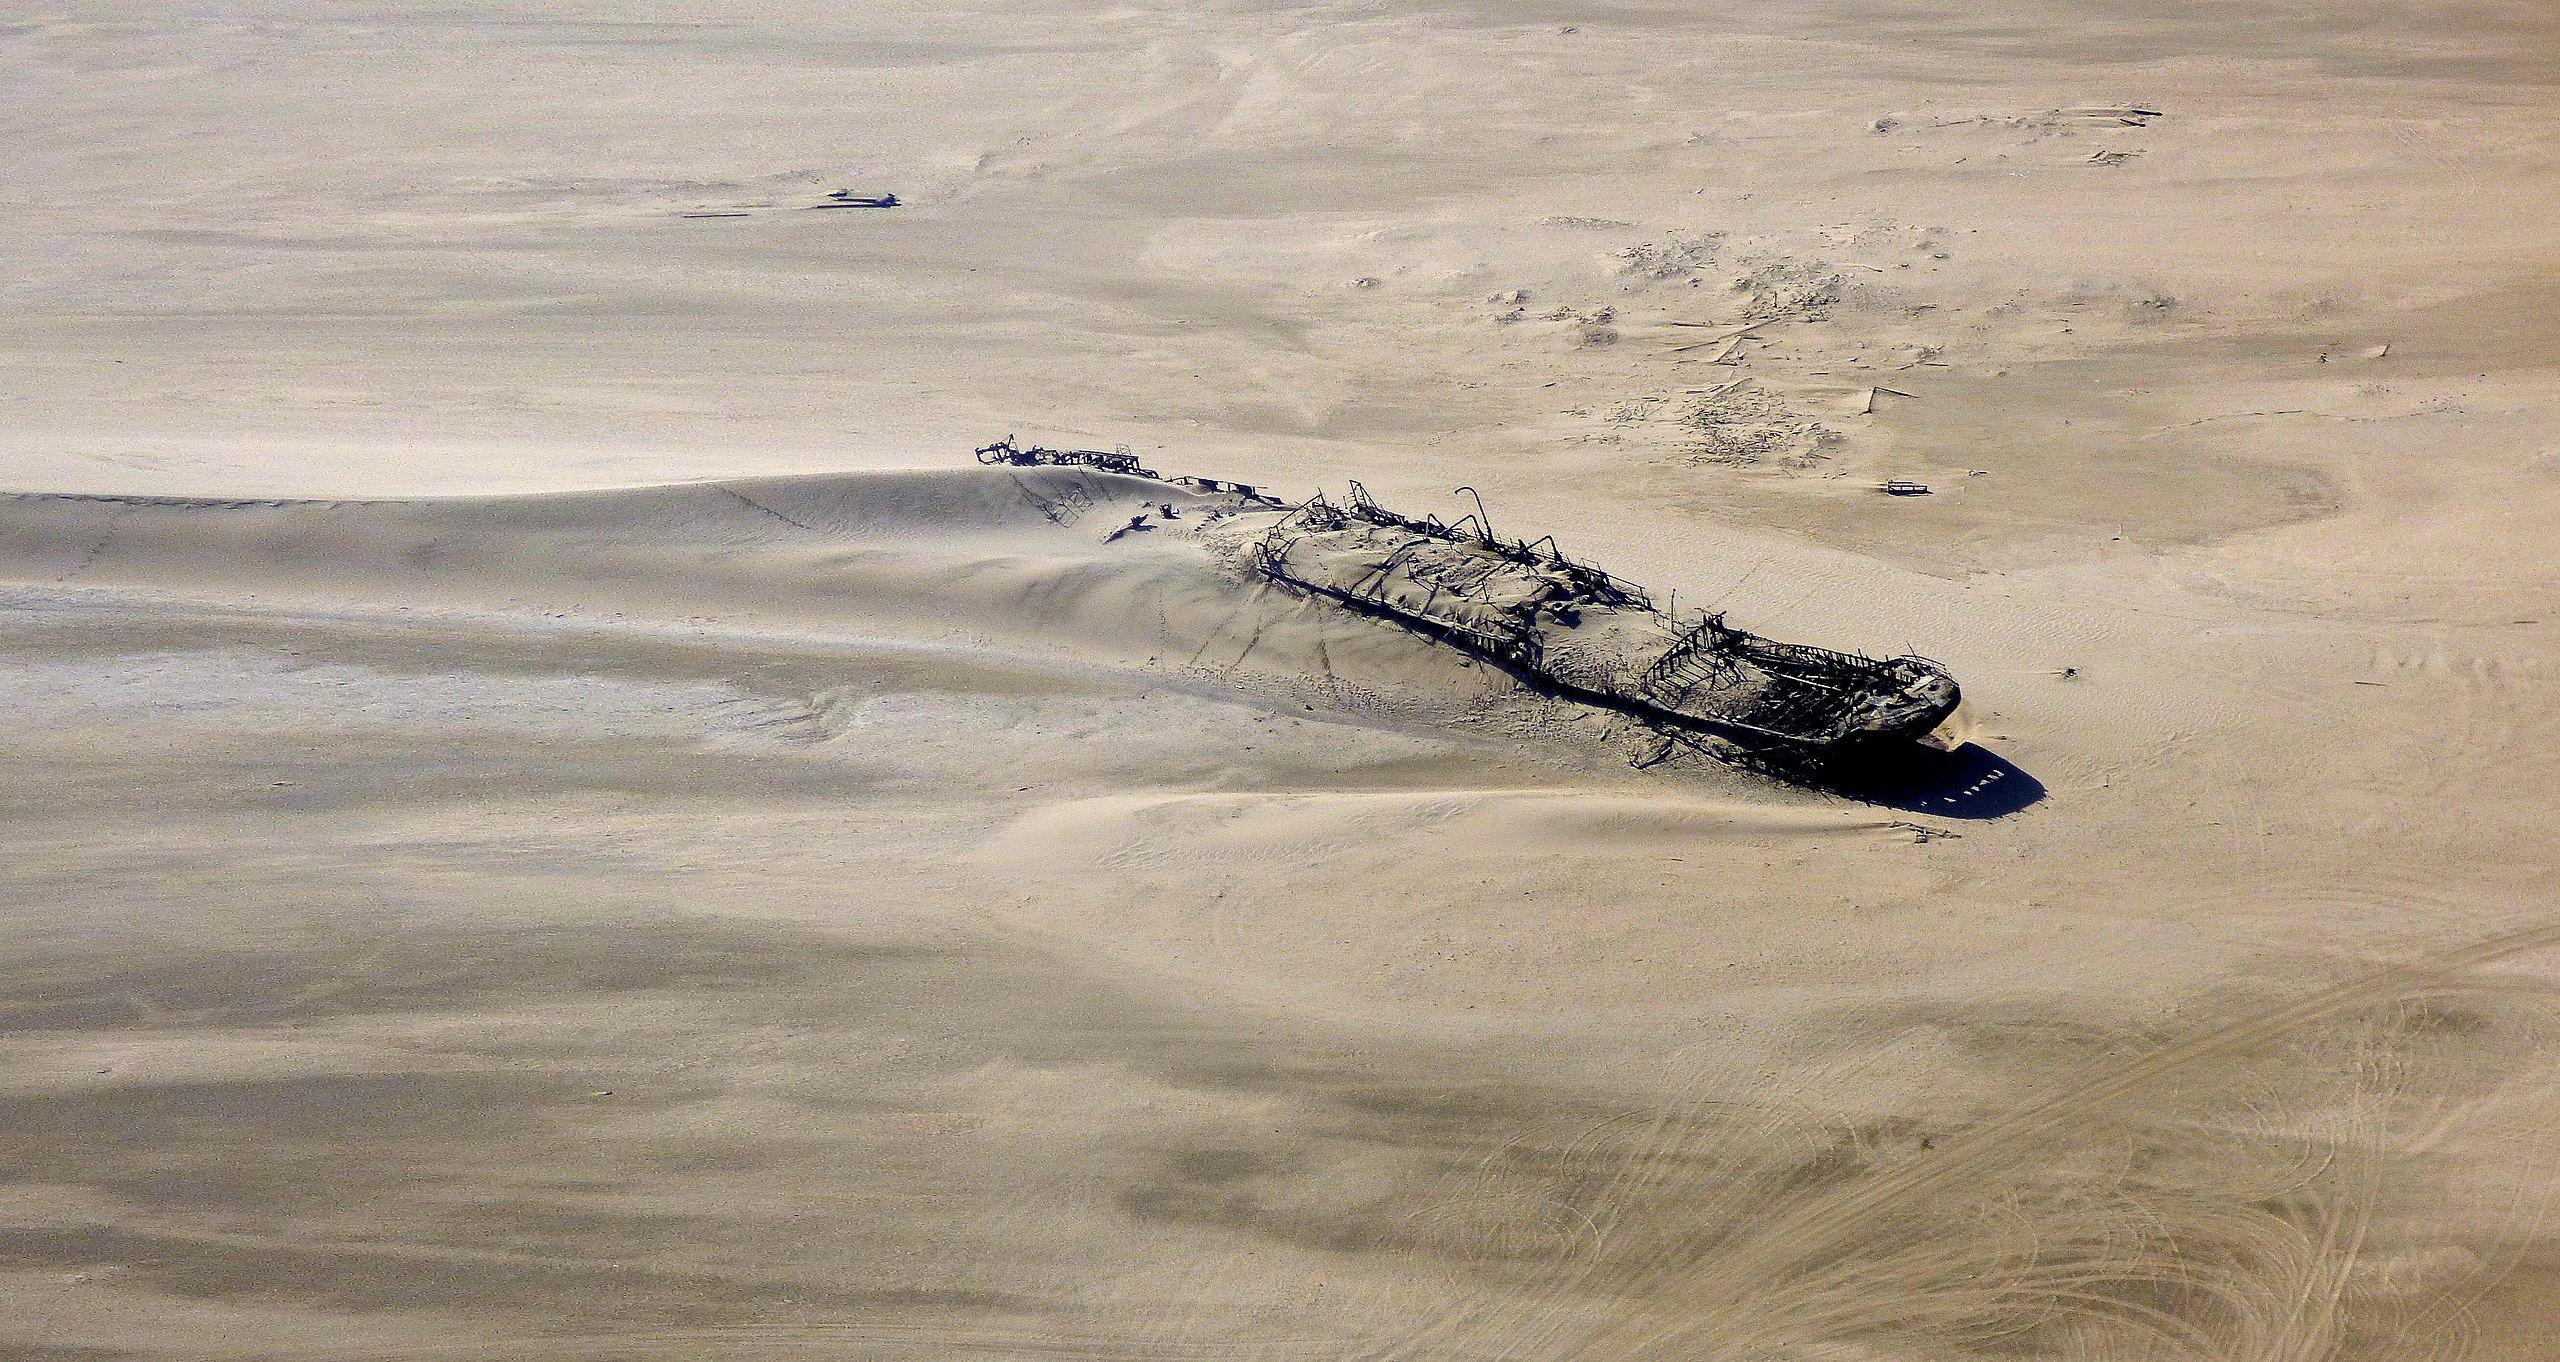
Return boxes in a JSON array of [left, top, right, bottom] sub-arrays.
[[5, 3, 2560, 1359]]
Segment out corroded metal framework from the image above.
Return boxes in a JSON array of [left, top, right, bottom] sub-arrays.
[[1334, 481, 1654, 611], [965, 437, 1961, 766], [975, 438, 1286, 506], [1250, 484, 1960, 760], [974, 436, 1157, 479], [1255, 492, 1551, 668]]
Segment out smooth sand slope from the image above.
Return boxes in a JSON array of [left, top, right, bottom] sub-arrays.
[[5, 2, 2560, 1360], [2, 466, 2556, 1361]]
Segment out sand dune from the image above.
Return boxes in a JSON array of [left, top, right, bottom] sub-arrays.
[[7, 1, 2560, 1359], [0, 470, 1477, 692], [4, 455, 2555, 1360]]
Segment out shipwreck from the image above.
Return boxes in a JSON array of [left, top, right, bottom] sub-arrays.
[[977, 436, 1282, 503], [976, 439, 1961, 768]]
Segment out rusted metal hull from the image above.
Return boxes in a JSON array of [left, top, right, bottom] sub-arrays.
[[969, 440, 1961, 765], [1254, 491, 1960, 761]]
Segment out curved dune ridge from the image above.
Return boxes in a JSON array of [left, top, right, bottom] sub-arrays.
[[0, 465, 2001, 773], [5, 460, 2556, 1362], [0, 466, 1216, 595], [9, 0, 2560, 1353], [0, 466, 1199, 592], [0, 466, 1519, 714]]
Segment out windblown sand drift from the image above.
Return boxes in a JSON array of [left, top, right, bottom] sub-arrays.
[[0, 455, 1965, 781], [8, 1, 2560, 1357], [1, 456, 2556, 1361]]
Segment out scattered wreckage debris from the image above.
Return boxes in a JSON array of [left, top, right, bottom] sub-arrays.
[[1862, 385, 1917, 415], [977, 435, 1159, 478], [2059, 106, 2165, 126], [972, 440, 1962, 776], [975, 437, 1286, 504], [673, 190, 900, 220]]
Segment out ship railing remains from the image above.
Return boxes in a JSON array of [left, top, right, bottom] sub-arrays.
[[1725, 686, 1869, 743], [1641, 614, 1748, 693], [1646, 611, 1912, 685], [1332, 481, 1653, 611], [1168, 474, 1284, 505], [977, 438, 1288, 507], [1637, 612, 1932, 742], [1731, 633, 1902, 681], [1254, 493, 1546, 669], [974, 436, 1159, 480], [1642, 614, 1729, 686]]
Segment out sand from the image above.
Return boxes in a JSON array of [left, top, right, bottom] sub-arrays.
[[5, 2, 2560, 1359]]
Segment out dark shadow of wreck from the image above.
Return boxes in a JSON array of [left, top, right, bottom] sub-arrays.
[[1822, 741, 2046, 820]]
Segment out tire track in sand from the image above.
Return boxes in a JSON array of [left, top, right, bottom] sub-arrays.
[[1525, 914, 2560, 1362]]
